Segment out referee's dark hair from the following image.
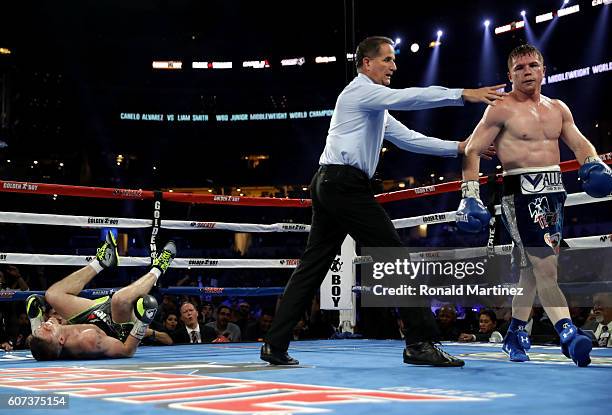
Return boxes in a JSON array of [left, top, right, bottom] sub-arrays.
[[355, 36, 395, 70]]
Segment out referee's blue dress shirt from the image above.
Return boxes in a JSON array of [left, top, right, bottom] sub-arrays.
[[319, 73, 465, 178]]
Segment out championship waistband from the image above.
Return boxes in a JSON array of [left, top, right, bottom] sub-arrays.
[[502, 165, 565, 196]]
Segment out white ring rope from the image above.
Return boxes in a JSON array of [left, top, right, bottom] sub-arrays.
[[1, 235, 609, 268], [392, 192, 611, 229], [0, 212, 310, 232], [0, 212, 151, 228], [162, 220, 311, 233], [0, 190, 608, 268], [0, 192, 608, 232], [352, 234, 611, 264], [0, 254, 299, 268]]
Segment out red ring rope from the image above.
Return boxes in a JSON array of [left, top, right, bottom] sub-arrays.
[[1, 152, 610, 207]]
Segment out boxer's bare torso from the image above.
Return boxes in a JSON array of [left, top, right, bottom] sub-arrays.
[[463, 52, 595, 181], [34, 319, 134, 359], [493, 93, 563, 170], [59, 324, 113, 358]]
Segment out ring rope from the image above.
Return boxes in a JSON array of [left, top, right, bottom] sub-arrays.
[[0, 287, 285, 302], [0, 254, 299, 268], [392, 192, 611, 229], [1, 234, 609, 268], [353, 234, 611, 264], [1, 153, 609, 206], [375, 152, 612, 204], [1, 191, 607, 231]]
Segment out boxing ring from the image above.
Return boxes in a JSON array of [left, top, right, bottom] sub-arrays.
[[1, 153, 612, 415], [1, 341, 612, 414]]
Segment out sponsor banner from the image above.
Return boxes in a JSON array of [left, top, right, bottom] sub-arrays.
[[0, 290, 18, 300], [0, 193, 606, 233], [0, 235, 607, 276], [163, 221, 310, 233], [185, 259, 220, 267], [1, 181, 39, 192], [321, 236, 355, 310], [599, 234, 612, 243], [279, 259, 300, 266], [111, 189, 143, 198], [213, 195, 240, 203], [173, 258, 298, 269], [414, 185, 436, 194], [421, 213, 448, 224], [0, 368, 474, 414], [0, 254, 299, 269], [392, 211, 456, 229], [0, 254, 148, 267], [279, 223, 309, 232], [520, 171, 564, 194], [0, 212, 150, 228]]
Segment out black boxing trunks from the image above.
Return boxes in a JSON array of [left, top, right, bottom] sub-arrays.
[[500, 165, 566, 268], [67, 296, 134, 341]]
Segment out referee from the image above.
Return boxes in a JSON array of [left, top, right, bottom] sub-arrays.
[[261, 36, 505, 366]]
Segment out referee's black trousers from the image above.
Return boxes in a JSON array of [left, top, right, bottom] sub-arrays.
[[265, 164, 440, 350]]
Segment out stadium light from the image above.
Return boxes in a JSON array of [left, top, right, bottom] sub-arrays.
[[152, 61, 182, 70], [536, 12, 554, 23], [558, 4, 580, 17], [315, 56, 337, 64], [242, 60, 270, 69], [280, 57, 305, 66]]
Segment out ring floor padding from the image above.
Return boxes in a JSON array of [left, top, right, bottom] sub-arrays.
[[1, 340, 611, 415]]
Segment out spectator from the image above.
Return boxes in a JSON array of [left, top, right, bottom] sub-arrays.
[[568, 298, 590, 328], [292, 316, 308, 341], [306, 296, 336, 339], [1, 310, 12, 351], [491, 306, 512, 324], [199, 302, 215, 325], [206, 305, 241, 342], [233, 301, 251, 334], [1, 266, 30, 351], [584, 292, 612, 347], [160, 295, 178, 319], [458, 310, 501, 342], [142, 311, 175, 346], [163, 312, 179, 333], [245, 310, 274, 342], [436, 305, 460, 341], [12, 312, 32, 349], [172, 302, 216, 344], [0, 266, 30, 291]]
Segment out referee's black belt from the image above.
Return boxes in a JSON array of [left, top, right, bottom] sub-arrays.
[[318, 164, 373, 184]]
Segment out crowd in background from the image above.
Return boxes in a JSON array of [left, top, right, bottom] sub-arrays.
[[2, 263, 611, 352], [1, 196, 610, 352]]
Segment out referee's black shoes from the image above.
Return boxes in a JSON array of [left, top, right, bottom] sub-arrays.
[[260, 343, 299, 365], [403, 342, 465, 367]]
